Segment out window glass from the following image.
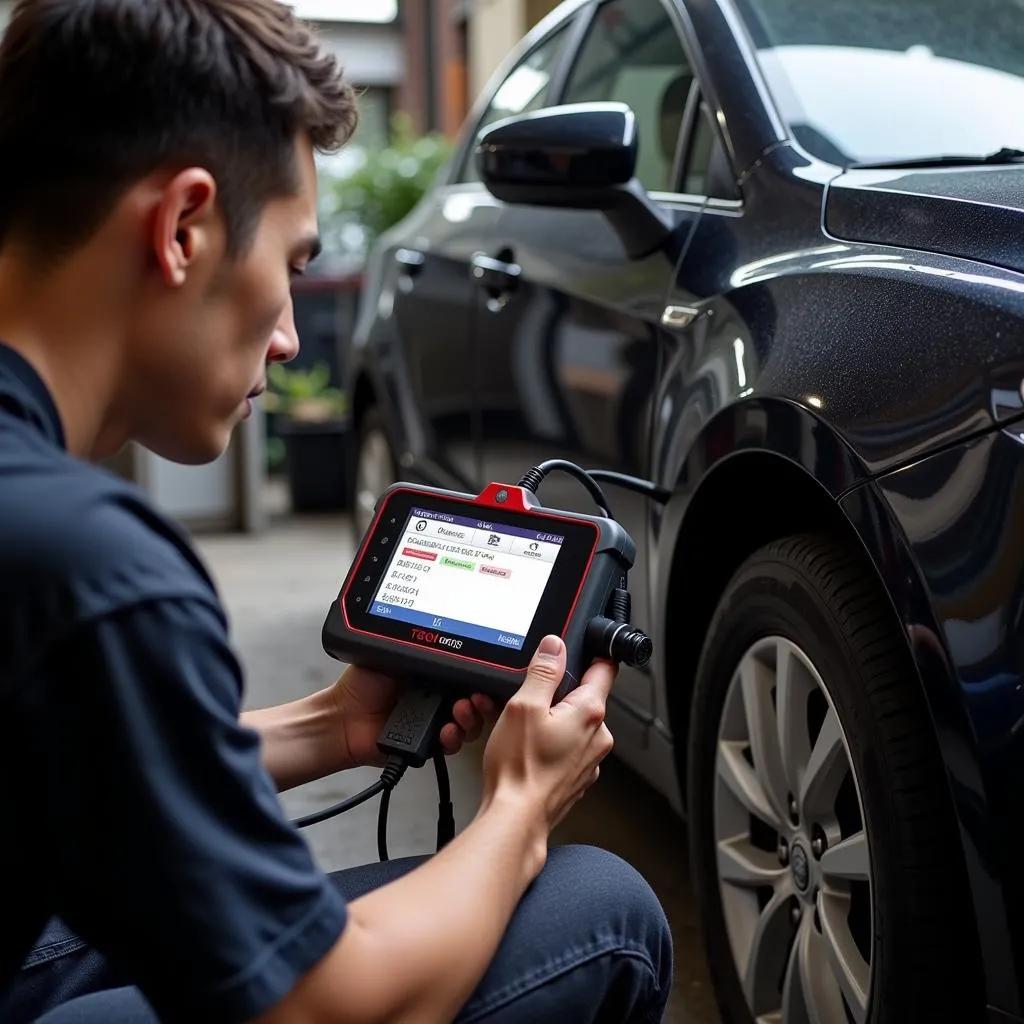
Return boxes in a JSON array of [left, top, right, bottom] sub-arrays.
[[731, 0, 1024, 166], [562, 0, 694, 192], [682, 98, 716, 196], [460, 25, 573, 183]]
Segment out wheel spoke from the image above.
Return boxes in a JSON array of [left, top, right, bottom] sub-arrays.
[[819, 892, 871, 1023], [795, 915, 849, 1024], [717, 741, 783, 830], [740, 655, 790, 820], [798, 708, 847, 822], [742, 888, 796, 1017], [775, 643, 811, 797], [821, 831, 870, 883], [780, 918, 811, 1024], [718, 835, 788, 889]]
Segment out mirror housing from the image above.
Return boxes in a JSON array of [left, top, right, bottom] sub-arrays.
[[476, 102, 673, 260]]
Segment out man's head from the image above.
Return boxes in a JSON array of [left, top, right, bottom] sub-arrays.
[[0, 0, 357, 462]]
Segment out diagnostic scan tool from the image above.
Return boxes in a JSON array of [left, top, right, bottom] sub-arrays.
[[322, 472, 653, 706], [302, 462, 658, 853]]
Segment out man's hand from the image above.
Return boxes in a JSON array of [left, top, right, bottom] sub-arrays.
[[331, 665, 496, 769], [481, 635, 616, 840]]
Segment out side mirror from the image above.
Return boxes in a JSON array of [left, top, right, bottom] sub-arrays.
[[475, 102, 673, 260]]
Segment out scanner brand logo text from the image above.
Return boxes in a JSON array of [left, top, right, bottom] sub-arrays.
[[410, 628, 463, 650]]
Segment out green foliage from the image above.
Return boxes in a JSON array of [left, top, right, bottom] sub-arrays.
[[266, 361, 347, 422], [319, 113, 454, 261]]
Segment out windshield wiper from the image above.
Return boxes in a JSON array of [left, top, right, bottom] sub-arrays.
[[852, 147, 1024, 170]]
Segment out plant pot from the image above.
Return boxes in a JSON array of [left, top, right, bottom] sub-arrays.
[[278, 417, 352, 513]]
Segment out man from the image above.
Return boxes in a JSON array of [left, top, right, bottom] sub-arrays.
[[0, 1, 673, 1022]]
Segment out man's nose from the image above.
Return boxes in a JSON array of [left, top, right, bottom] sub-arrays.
[[268, 295, 300, 364]]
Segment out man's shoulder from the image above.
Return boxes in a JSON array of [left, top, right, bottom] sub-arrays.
[[0, 437, 218, 619]]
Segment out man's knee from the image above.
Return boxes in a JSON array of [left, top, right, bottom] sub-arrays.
[[540, 845, 672, 981]]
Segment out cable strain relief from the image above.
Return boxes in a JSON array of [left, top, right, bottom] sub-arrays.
[[380, 757, 408, 790], [516, 467, 546, 493], [609, 587, 631, 624]]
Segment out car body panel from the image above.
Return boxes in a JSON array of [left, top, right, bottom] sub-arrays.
[[654, 145, 1024, 488], [826, 166, 1024, 278]]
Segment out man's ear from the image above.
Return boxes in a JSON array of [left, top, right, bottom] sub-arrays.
[[151, 168, 219, 287]]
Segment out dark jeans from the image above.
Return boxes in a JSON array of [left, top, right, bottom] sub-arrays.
[[5, 845, 673, 1023]]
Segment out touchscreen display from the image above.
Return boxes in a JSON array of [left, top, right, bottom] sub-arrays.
[[368, 506, 565, 651]]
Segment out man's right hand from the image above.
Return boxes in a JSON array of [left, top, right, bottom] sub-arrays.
[[255, 635, 616, 1024], [481, 635, 616, 867]]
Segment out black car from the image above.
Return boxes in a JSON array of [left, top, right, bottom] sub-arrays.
[[342, 0, 1024, 1020]]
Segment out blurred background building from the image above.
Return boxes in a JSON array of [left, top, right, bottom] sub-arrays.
[[0, 0, 559, 532]]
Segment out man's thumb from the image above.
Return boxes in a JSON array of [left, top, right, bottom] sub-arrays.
[[520, 635, 566, 698]]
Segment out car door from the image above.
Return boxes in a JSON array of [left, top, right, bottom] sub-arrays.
[[473, 0, 707, 731], [389, 21, 578, 492]]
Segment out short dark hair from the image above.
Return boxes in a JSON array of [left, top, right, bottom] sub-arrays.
[[0, 0, 358, 261]]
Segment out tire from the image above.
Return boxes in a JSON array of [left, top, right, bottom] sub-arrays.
[[687, 533, 977, 1024], [352, 406, 397, 538]]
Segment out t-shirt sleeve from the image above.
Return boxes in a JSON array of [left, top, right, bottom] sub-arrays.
[[19, 595, 348, 1023]]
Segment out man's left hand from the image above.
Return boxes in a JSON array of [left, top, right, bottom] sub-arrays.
[[331, 665, 496, 769]]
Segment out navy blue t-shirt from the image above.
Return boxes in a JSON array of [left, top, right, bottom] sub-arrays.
[[0, 344, 348, 1021]]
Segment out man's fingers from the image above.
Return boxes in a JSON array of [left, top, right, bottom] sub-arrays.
[[556, 658, 617, 719], [470, 693, 496, 720], [516, 635, 567, 703], [439, 722, 463, 754], [452, 698, 483, 741]]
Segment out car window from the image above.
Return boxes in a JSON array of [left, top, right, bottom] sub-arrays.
[[561, 0, 695, 193], [459, 24, 574, 184], [681, 98, 715, 196], [731, 0, 1024, 166]]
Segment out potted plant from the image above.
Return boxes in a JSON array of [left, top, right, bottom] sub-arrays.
[[265, 361, 350, 513]]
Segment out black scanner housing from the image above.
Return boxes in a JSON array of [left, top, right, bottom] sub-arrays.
[[322, 481, 636, 704]]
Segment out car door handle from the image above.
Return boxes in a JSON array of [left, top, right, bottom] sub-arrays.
[[661, 304, 702, 329], [471, 254, 521, 292], [395, 248, 426, 276]]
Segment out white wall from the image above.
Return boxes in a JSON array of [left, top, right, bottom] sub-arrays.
[[466, 0, 561, 108], [469, 0, 527, 100], [315, 21, 403, 86]]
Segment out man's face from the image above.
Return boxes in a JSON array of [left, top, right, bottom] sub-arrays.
[[125, 136, 320, 464]]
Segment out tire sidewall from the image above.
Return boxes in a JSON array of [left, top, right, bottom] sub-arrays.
[[353, 408, 396, 535], [687, 550, 899, 1024]]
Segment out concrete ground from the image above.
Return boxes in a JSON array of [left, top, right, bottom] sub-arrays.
[[195, 512, 720, 1024]]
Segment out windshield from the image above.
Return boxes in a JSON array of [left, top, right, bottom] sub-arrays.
[[730, 0, 1024, 166]]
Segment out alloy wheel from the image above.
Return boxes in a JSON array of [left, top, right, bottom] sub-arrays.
[[354, 426, 395, 537], [714, 636, 873, 1024]]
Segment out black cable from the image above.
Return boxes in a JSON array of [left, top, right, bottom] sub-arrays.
[[582, 469, 672, 505], [378, 787, 392, 861], [291, 780, 385, 830], [291, 757, 407, 831], [378, 755, 453, 860], [517, 459, 613, 519], [433, 753, 455, 851]]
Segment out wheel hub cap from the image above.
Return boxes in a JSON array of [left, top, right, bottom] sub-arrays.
[[790, 841, 811, 894]]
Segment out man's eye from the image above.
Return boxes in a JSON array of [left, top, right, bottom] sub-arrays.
[[290, 265, 306, 279]]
